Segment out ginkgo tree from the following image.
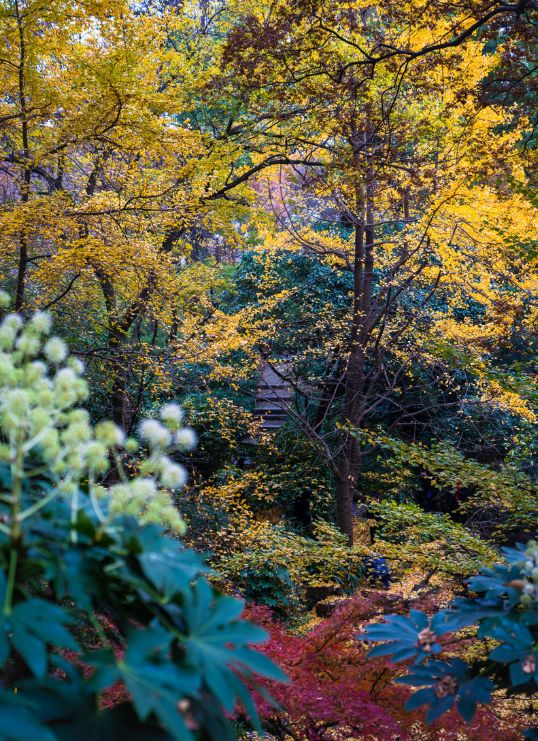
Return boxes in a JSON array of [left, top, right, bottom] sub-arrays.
[[0, 0, 304, 430]]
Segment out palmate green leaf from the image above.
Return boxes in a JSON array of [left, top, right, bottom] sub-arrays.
[[425, 694, 455, 723], [457, 677, 493, 722], [52, 705, 171, 741], [196, 594, 245, 632], [22, 669, 171, 741], [232, 646, 288, 682], [84, 649, 121, 692], [182, 582, 268, 650], [117, 626, 200, 741], [3, 599, 77, 678], [404, 687, 435, 711], [180, 580, 285, 716], [139, 546, 204, 601], [43, 548, 101, 612], [0, 705, 56, 741], [0, 690, 56, 741], [364, 610, 444, 663]]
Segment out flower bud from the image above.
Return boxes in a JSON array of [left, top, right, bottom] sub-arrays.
[[138, 419, 171, 448], [95, 420, 125, 448], [160, 462, 187, 489], [130, 477, 157, 499], [160, 403, 183, 428], [16, 331, 41, 357], [44, 336, 67, 364], [28, 311, 52, 335], [175, 427, 197, 450], [3, 389, 30, 419]]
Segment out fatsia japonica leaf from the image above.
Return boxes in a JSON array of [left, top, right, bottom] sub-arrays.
[[365, 540, 538, 733], [0, 689, 56, 741], [181, 579, 285, 715], [398, 659, 493, 723], [21, 662, 171, 741], [51, 704, 171, 741]]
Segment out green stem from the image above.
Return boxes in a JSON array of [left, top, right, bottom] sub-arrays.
[[89, 611, 111, 649], [4, 431, 24, 614], [4, 549, 18, 615], [10, 433, 24, 543], [18, 488, 60, 522], [70, 484, 78, 544]]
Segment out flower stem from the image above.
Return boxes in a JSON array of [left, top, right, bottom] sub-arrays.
[[4, 548, 18, 615]]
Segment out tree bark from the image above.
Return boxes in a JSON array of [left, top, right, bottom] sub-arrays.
[[14, 0, 30, 311], [334, 127, 375, 543]]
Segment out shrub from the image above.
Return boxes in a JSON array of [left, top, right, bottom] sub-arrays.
[[0, 297, 284, 740], [247, 595, 525, 740], [370, 500, 498, 579], [217, 520, 372, 616], [364, 540, 538, 737]]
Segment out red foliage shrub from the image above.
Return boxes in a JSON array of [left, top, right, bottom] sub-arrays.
[[246, 594, 524, 741]]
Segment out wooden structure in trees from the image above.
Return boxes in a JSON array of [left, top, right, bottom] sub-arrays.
[[254, 363, 292, 430]]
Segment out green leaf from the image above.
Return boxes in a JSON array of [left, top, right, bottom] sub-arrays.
[[139, 547, 203, 600], [53, 705, 171, 741], [6, 600, 76, 679], [232, 647, 288, 682], [0, 706, 56, 741], [180, 581, 284, 712], [117, 627, 199, 741], [0, 690, 56, 741]]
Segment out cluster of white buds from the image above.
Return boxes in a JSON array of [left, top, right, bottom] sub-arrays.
[[519, 541, 538, 606], [0, 292, 193, 536], [105, 404, 196, 531]]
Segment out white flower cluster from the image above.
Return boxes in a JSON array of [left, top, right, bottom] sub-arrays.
[[105, 404, 197, 530], [0, 293, 192, 535], [519, 541, 538, 606]]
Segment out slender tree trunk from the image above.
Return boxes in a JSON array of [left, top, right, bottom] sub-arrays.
[[335, 129, 376, 543], [15, 0, 30, 311], [110, 346, 132, 430], [335, 439, 361, 543], [107, 313, 135, 432]]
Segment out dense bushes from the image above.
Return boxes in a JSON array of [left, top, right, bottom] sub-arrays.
[[370, 500, 498, 579], [216, 520, 372, 615]]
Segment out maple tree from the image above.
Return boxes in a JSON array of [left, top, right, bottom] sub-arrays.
[[247, 596, 528, 740]]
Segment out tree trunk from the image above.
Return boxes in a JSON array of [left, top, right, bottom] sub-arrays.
[[109, 327, 134, 432], [334, 127, 376, 543], [15, 0, 30, 312], [335, 433, 361, 544], [335, 206, 366, 541]]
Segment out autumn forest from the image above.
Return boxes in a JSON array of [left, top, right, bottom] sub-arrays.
[[0, 0, 536, 738]]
